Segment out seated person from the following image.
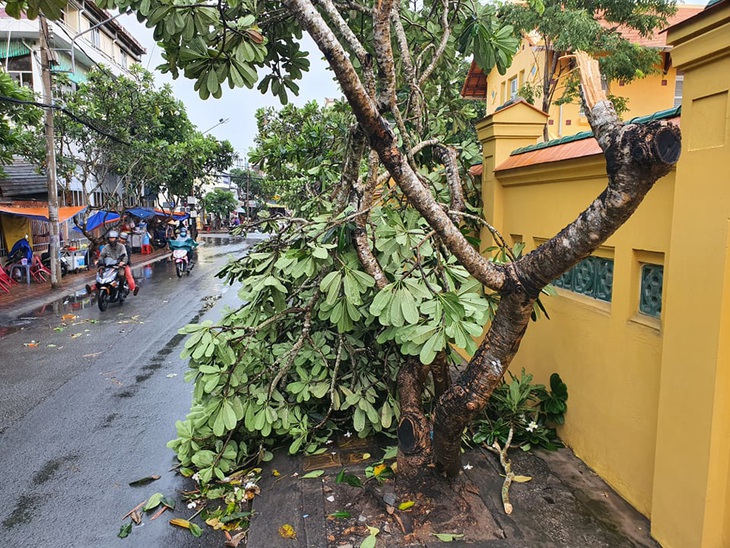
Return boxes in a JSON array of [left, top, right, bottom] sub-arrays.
[[168, 227, 198, 263], [117, 232, 138, 295], [86, 230, 139, 296]]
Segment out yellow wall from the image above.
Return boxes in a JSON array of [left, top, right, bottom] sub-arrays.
[[492, 147, 675, 516], [652, 4, 730, 547], [475, 4, 730, 547]]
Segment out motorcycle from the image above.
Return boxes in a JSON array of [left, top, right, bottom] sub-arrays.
[[95, 257, 129, 311], [41, 250, 69, 277], [169, 240, 195, 277], [171, 248, 193, 277]]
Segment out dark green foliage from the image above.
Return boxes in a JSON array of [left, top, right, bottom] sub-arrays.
[[472, 370, 568, 451]]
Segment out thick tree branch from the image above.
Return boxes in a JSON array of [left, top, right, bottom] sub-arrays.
[[434, 144, 465, 215]]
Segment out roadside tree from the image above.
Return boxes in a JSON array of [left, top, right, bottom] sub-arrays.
[[0, 70, 42, 173], [202, 188, 237, 228], [4, 0, 681, 486]]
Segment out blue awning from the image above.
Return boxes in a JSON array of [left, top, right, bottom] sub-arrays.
[[72, 210, 120, 232], [126, 207, 157, 219]]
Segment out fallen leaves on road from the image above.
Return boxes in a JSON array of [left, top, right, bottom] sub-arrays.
[[129, 474, 161, 487], [279, 524, 296, 539], [24, 340, 38, 347]]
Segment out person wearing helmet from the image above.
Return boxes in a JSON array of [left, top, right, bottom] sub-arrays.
[[118, 232, 139, 296], [86, 230, 139, 296], [171, 226, 198, 264]]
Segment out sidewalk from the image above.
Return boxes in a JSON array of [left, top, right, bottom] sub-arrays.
[[248, 442, 661, 547], [0, 246, 170, 321]]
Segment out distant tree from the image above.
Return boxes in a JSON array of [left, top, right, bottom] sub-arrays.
[[203, 188, 237, 227], [52, 66, 233, 244], [501, 0, 677, 123], [229, 166, 265, 203]]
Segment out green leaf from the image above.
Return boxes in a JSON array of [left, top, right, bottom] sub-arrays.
[[189, 522, 203, 537], [118, 522, 132, 538], [329, 511, 352, 519], [431, 532, 465, 542], [301, 470, 325, 479], [143, 492, 164, 511], [360, 534, 377, 548]]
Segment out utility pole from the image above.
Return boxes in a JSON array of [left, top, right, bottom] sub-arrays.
[[39, 15, 62, 287], [245, 161, 251, 220]]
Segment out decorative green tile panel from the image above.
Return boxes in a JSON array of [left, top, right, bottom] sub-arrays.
[[552, 256, 613, 302], [640, 264, 663, 318]]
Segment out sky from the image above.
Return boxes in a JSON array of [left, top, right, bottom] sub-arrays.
[[118, 15, 343, 162]]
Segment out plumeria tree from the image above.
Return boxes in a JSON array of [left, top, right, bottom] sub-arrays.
[[0, 0, 682, 486]]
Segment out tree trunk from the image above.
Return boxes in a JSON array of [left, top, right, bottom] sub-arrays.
[[396, 357, 432, 478]]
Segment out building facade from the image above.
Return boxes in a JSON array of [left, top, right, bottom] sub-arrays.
[[469, 2, 730, 546], [461, 6, 703, 141]]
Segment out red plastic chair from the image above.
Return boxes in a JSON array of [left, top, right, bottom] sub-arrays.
[[30, 255, 51, 283], [0, 263, 19, 292]]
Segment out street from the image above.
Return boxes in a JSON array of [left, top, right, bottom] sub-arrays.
[[0, 235, 256, 547]]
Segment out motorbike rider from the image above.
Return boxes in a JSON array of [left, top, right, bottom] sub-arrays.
[[86, 230, 139, 296], [118, 232, 139, 296], [170, 227, 198, 264]]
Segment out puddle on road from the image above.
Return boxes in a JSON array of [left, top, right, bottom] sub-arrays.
[[0, 239, 246, 336]]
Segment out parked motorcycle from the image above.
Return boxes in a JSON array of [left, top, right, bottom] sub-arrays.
[[40, 250, 69, 277], [95, 257, 129, 311]]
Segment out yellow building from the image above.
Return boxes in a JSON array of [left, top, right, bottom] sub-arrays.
[[461, 6, 704, 140], [469, 2, 730, 547]]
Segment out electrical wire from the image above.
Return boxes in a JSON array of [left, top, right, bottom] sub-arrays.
[[0, 93, 130, 144]]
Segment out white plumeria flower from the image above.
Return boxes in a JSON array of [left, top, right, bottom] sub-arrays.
[[187, 501, 197, 509], [192, 473, 200, 481], [244, 481, 256, 490], [344, 431, 352, 438], [463, 463, 473, 470], [526, 420, 539, 432]]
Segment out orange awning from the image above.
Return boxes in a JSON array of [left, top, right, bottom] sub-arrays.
[[0, 205, 87, 222]]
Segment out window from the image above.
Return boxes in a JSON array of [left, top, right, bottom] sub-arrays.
[[509, 76, 518, 99], [552, 256, 614, 302], [674, 72, 684, 108], [119, 50, 128, 69], [639, 264, 663, 318], [90, 28, 101, 49], [5, 54, 34, 90]]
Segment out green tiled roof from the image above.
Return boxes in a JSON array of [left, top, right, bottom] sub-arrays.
[[510, 105, 682, 156]]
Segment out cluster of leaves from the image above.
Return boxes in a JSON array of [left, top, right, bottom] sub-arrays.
[[248, 100, 355, 212], [0, 70, 43, 173], [471, 370, 568, 452], [167, 181, 503, 483]]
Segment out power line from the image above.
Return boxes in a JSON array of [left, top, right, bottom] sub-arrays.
[[0, 93, 130, 144]]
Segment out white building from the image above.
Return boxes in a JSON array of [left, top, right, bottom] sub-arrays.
[[0, 1, 145, 90]]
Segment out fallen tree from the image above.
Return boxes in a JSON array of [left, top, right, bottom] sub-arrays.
[[78, 0, 677, 481]]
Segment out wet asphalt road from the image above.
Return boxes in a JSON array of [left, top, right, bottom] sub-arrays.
[[0, 235, 258, 547]]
